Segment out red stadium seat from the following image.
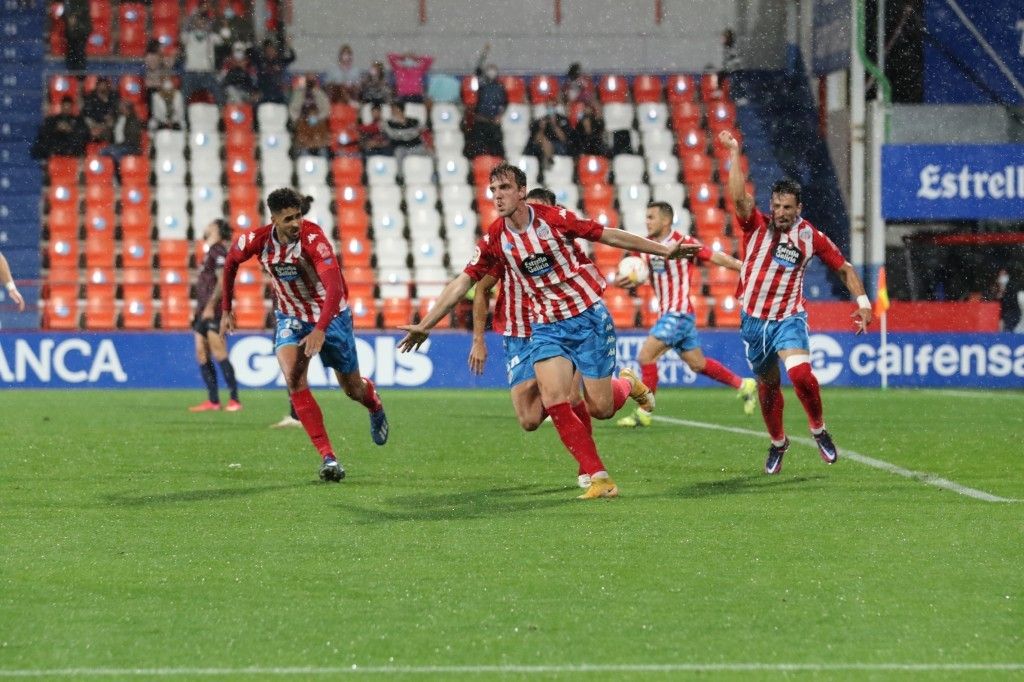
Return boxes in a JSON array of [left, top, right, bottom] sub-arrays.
[[577, 155, 609, 185], [46, 266, 80, 298], [670, 100, 702, 130], [84, 235, 114, 269], [529, 75, 560, 104], [339, 235, 372, 268], [84, 275, 117, 329], [345, 267, 375, 300], [158, 239, 191, 269], [332, 157, 364, 186], [121, 236, 153, 272], [598, 74, 629, 103], [582, 184, 614, 218], [225, 152, 257, 186], [461, 75, 479, 108], [47, 236, 79, 271], [48, 183, 79, 213], [499, 75, 527, 104], [119, 75, 148, 118], [604, 292, 638, 328], [49, 75, 79, 113], [714, 149, 749, 177], [587, 206, 619, 229], [707, 101, 736, 128], [667, 74, 697, 103], [335, 185, 367, 210], [711, 293, 741, 328], [591, 241, 622, 269], [151, 0, 180, 48], [48, 156, 80, 186], [84, 203, 115, 242], [380, 298, 413, 328], [225, 128, 256, 156], [118, 3, 148, 57], [417, 298, 451, 329], [349, 296, 378, 329], [122, 263, 153, 287], [86, 0, 113, 56], [701, 73, 731, 102], [680, 151, 714, 185], [688, 182, 721, 211], [223, 104, 255, 134], [632, 75, 663, 103], [119, 156, 151, 186], [234, 261, 265, 297], [676, 126, 708, 154], [122, 284, 155, 329], [47, 205, 80, 244], [49, 3, 67, 57], [337, 206, 370, 240], [85, 182, 114, 210], [84, 155, 115, 186], [693, 206, 726, 240], [478, 202, 499, 228], [159, 283, 192, 329], [472, 155, 504, 187], [234, 292, 268, 329], [329, 103, 359, 129], [45, 285, 80, 329]]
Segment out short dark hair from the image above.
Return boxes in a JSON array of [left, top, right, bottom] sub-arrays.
[[266, 188, 313, 215], [214, 218, 232, 240], [489, 161, 527, 188], [771, 179, 802, 204], [647, 201, 674, 222], [526, 187, 556, 206]]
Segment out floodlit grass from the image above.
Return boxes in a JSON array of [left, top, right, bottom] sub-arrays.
[[2, 388, 1022, 679]]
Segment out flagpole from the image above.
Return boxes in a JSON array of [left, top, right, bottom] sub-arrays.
[[880, 309, 888, 390]]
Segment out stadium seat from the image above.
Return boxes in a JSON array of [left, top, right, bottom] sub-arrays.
[[604, 292, 638, 328], [602, 103, 634, 133], [48, 182, 78, 213], [47, 156, 80, 186], [295, 155, 329, 186], [405, 102, 428, 124], [154, 155, 187, 187], [228, 185, 260, 231], [434, 129, 465, 157], [121, 236, 153, 273], [582, 182, 613, 208], [337, 206, 370, 240], [707, 101, 736, 128], [159, 283, 192, 329], [225, 127, 256, 157], [715, 150, 749, 177], [680, 151, 714, 185], [670, 100, 702, 130], [332, 157, 364, 186], [257, 102, 289, 133], [632, 75, 663, 103], [636, 103, 669, 130], [188, 103, 219, 133], [711, 293, 741, 328], [499, 75, 527, 104], [84, 155, 114, 186], [49, 75, 79, 113], [49, 3, 67, 57], [122, 284, 154, 329], [667, 74, 697, 103], [47, 236, 78, 271], [366, 155, 399, 186], [86, 0, 113, 56], [84, 199, 115, 239], [701, 73, 731, 102], [438, 155, 470, 186], [117, 3, 148, 57], [472, 155, 503, 187], [190, 185, 224, 233], [578, 155, 610, 185], [47, 206, 80, 243], [460, 75, 479, 108], [598, 74, 629, 103], [225, 152, 257, 186], [84, 280, 117, 329], [693, 206, 726, 240], [652, 183, 686, 209], [640, 127, 675, 158], [612, 154, 644, 185], [514, 155, 540, 188], [544, 156, 575, 186], [380, 298, 413, 328], [369, 185, 402, 213], [402, 156, 434, 185], [414, 267, 448, 299], [617, 183, 651, 209], [45, 285, 80, 329], [349, 297, 378, 330], [647, 156, 680, 184], [345, 267, 375, 300], [375, 234, 410, 269], [688, 182, 721, 211], [151, 0, 180, 47], [117, 155, 150, 186], [158, 239, 191, 269], [234, 293, 268, 329], [339, 235, 372, 268], [405, 184, 439, 211], [83, 236, 113, 271], [156, 186, 190, 239], [588, 206, 619, 229], [677, 126, 708, 154], [410, 236, 445, 268], [550, 184, 579, 211], [223, 104, 254, 134], [378, 266, 412, 299], [335, 184, 367, 211], [530, 75, 559, 104], [417, 297, 451, 328], [431, 103, 462, 131]]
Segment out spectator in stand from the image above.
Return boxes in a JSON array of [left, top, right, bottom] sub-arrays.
[[360, 60, 392, 105], [82, 77, 119, 143], [30, 97, 88, 159], [181, 0, 224, 104], [289, 76, 332, 157], [149, 77, 185, 132], [358, 103, 393, 157], [324, 44, 363, 104], [63, 0, 91, 72], [254, 37, 296, 104], [523, 104, 572, 169], [219, 42, 258, 103], [571, 101, 608, 156], [143, 40, 176, 106], [388, 51, 433, 103], [100, 99, 144, 172], [382, 101, 427, 167], [465, 44, 506, 159], [214, 3, 256, 68], [563, 62, 596, 107]]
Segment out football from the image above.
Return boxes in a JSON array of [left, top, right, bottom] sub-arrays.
[[617, 256, 649, 285]]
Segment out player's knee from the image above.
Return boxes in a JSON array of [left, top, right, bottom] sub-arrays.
[[686, 357, 706, 372], [518, 415, 542, 432], [589, 404, 615, 420]]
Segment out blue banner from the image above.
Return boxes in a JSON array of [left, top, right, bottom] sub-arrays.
[[1, 331, 1022, 390], [812, 0, 851, 74], [924, 0, 1024, 104], [882, 144, 1024, 219]]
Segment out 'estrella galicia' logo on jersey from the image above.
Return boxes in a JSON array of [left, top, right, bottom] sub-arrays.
[[521, 253, 553, 277], [649, 256, 666, 273], [772, 240, 802, 269], [273, 262, 300, 281]]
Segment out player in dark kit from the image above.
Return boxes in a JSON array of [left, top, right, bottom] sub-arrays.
[[189, 219, 242, 412], [220, 189, 389, 482]]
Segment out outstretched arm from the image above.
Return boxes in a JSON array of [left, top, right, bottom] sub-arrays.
[[0, 252, 25, 312], [599, 228, 699, 260], [709, 251, 742, 271], [835, 262, 873, 334], [398, 273, 476, 352], [469, 273, 498, 375], [718, 130, 754, 220]]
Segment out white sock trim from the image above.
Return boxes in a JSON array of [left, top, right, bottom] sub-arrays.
[[783, 354, 811, 371]]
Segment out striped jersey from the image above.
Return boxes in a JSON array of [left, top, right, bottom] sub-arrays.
[[464, 203, 606, 325], [483, 243, 531, 338], [640, 231, 712, 315], [228, 220, 348, 324], [737, 207, 845, 320]]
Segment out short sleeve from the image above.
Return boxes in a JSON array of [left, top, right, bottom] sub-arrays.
[[738, 206, 768, 234], [462, 235, 498, 281], [812, 229, 846, 271], [558, 207, 604, 242]]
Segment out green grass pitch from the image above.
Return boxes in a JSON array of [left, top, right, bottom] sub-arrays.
[[2, 387, 1022, 679]]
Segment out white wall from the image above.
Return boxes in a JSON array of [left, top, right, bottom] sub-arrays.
[[288, 0, 787, 74]]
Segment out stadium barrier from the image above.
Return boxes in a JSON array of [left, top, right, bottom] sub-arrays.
[[1, 331, 1023, 390]]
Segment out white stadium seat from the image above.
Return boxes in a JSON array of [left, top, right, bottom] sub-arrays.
[[544, 155, 574, 186], [433, 129, 464, 156], [636, 103, 669, 130], [365, 155, 399, 186], [612, 154, 645, 185], [190, 185, 224, 231], [430, 103, 461, 131], [440, 184, 474, 210], [408, 208, 442, 238], [187, 103, 219, 133], [377, 266, 412, 298], [295, 155, 329, 186], [617, 183, 651, 209], [375, 236, 410, 268], [402, 155, 434, 185], [372, 207, 406, 236], [156, 185, 189, 239], [602, 103, 634, 132], [369, 185, 402, 211], [437, 155, 469, 186], [646, 155, 680, 184], [257, 102, 289, 133], [641, 127, 675, 157], [411, 236, 446, 268], [652, 182, 686, 208], [550, 184, 579, 211], [405, 184, 438, 211]]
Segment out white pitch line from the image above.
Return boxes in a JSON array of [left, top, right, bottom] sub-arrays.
[[2, 663, 1024, 676], [652, 415, 1019, 503], [928, 389, 1024, 401]]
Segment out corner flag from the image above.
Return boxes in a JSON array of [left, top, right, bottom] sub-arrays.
[[874, 267, 890, 317]]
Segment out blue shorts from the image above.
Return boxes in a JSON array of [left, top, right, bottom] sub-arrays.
[[503, 335, 536, 387], [740, 311, 810, 376], [274, 309, 359, 375], [530, 301, 616, 379], [650, 312, 701, 353]]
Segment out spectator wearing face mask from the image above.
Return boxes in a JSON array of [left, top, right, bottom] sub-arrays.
[[254, 38, 296, 104], [213, 4, 255, 68], [289, 77, 332, 156], [150, 77, 185, 131], [219, 42, 257, 103], [465, 43, 506, 158], [324, 44, 363, 104], [382, 101, 427, 167]]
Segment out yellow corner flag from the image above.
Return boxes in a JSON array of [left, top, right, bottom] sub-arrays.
[[874, 266, 890, 317]]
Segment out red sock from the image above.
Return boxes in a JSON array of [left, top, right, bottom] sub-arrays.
[[701, 358, 742, 389], [359, 377, 382, 412], [571, 399, 592, 435], [757, 381, 786, 442], [611, 377, 631, 412], [547, 402, 606, 475], [640, 362, 659, 395], [291, 388, 335, 457], [787, 362, 824, 431]]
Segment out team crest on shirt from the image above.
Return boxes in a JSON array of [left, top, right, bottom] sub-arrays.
[[772, 239, 803, 269], [799, 226, 811, 240], [536, 224, 552, 240], [273, 262, 300, 281], [521, 253, 554, 277], [470, 246, 481, 265], [649, 256, 666, 273]]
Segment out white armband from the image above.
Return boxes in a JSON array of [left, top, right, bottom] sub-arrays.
[[856, 295, 871, 310]]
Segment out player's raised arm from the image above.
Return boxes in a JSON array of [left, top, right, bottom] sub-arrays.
[[599, 228, 699, 260], [718, 130, 753, 220], [398, 272, 476, 352], [469, 273, 498, 375]]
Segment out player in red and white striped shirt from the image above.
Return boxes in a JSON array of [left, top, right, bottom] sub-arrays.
[[614, 201, 756, 428], [720, 131, 872, 474], [220, 189, 388, 482], [399, 163, 698, 499]]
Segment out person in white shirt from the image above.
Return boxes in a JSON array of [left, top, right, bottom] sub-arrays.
[[150, 78, 185, 131]]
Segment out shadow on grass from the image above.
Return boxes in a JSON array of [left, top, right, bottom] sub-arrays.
[[666, 474, 827, 499], [334, 483, 574, 523], [103, 482, 310, 506]]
